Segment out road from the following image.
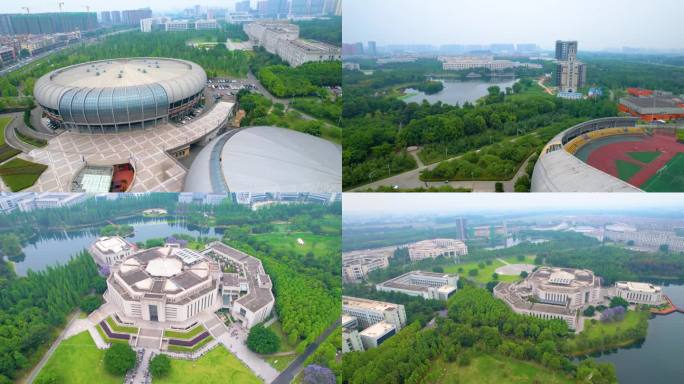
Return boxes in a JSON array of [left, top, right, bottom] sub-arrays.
[[24, 311, 80, 384], [272, 319, 340, 384], [537, 76, 553, 95], [3, 114, 36, 153]]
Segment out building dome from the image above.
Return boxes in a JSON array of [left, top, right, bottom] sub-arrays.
[[145, 257, 183, 277], [34, 58, 206, 132]]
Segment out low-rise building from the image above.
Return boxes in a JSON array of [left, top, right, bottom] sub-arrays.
[[440, 56, 514, 71], [0, 192, 34, 213], [342, 296, 406, 331], [342, 246, 395, 283], [18, 193, 87, 211], [359, 321, 396, 349], [342, 315, 364, 353], [376, 271, 458, 300], [614, 281, 664, 305], [493, 266, 602, 331], [408, 238, 468, 261], [90, 236, 136, 266]]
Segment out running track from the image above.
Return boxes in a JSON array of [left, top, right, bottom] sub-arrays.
[[585, 134, 684, 187]]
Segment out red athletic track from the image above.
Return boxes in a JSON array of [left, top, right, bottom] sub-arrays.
[[585, 133, 684, 187]]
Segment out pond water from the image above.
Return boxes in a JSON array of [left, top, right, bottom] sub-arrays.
[[13, 217, 220, 276], [582, 284, 684, 383], [403, 77, 518, 106]]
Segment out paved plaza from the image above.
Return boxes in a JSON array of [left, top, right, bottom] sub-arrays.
[[8, 102, 233, 192]]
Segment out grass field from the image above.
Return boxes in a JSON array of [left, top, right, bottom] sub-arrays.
[[424, 354, 573, 384], [0, 157, 48, 191], [0, 116, 11, 145], [252, 232, 340, 261], [265, 354, 296, 371], [615, 159, 643, 181], [443, 255, 536, 285], [155, 347, 262, 384], [627, 151, 661, 163], [34, 331, 123, 384], [267, 321, 297, 352], [641, 152, 684, 191]]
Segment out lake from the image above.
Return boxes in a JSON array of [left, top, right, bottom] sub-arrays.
[[403, 78, 518, 106], [13, 217, 220, 276], [584, 284, 684, 383]]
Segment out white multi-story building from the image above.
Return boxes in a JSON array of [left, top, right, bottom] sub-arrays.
[[106, 242, 273, 329], [408, 238, 468, 261], [440, 56, 514, 71], [18, 193, 88, 212], [195, 19, 219, 30], [494, 267, 602, 331], [359, 321, 396, 349], [165, 20, 192, 31], [614, 281, 664, 305], [342, 315, 364, 353], [204, 193, 228, 205], [605, 229, 684, 253], [342, 246, 395, 283], [90, 236, 136, 265], [226, 12, 255, 24], [178, 192, 195, 204], [342, 296, 406, 331], [0, 192, 35, 213], [244, 20, 341, 67], [376, 271, 459, 300]]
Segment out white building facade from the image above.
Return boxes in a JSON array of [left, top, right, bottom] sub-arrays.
[[342, 296, 406, 331]]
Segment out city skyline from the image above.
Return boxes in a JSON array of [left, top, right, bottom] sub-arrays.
[[0, 0, 251, 14], [343, 193, 684, 215], [343, 0, 684, 51]]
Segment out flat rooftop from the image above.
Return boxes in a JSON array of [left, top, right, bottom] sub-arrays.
[[621, 95, 684, 109], [616, 281, 661, 293], [50, 58, 195, 88], [342, 296, 400, 312], [359, 321, 395, 338]]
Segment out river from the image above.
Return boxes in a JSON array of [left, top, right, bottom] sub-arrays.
[[13, 217, 220, 276], [403, 77, 518, 105], [585, 284, 684, 383]]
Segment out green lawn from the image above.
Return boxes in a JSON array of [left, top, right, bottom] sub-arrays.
[[615, 159, 642, 181], [641, 152, 684, 191], [252, 231, 340, 261], [0, 116, 11, 145], [443, 255, 536, 285], [267, 321, 297, 352], [0, 157, 48, 191], [105, 316, 138, 334], [265, 354, 296, 372], [164, 324, 206, 339], [155, 346, 262, 384], [34, 331, 123, 384], [627, 151, 661, 163], [424, 354, 573, 384]]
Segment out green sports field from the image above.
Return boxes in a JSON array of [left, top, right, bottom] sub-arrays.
[[627, 151, 661, 163], [615, 159, 642, 181], [641, 152, 684, 191]]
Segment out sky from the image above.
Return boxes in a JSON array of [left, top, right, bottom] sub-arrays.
[[343, 0, 684, 51], [343, 193, 684, 216], [0, 0, 248, 14]]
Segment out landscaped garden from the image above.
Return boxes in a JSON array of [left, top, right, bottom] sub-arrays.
[[443, 255, 537, 285], [0, 157, 48, 191]]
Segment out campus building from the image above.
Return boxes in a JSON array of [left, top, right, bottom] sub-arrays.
[[342, 246, 395, 283], [407, 238, 468, 261], [359, 321, 396, 349], [342, 315, 364, 353], [90, 236, 136, 266], [243, 20, 340, 67], [342, 296, 406, 331], [0, 12, 97, 35], [604, 228, 684, 253], [105, 242, 274, 328], [440, 56, 514, 71], [614, 281, 664, 305], [618, 90, 684, 122], [34, 58, 206, 132], [554, 40, 586, 93], [494, 267, 602, 330], [17, 193, 87, 211], [376, 271, 458, 300]]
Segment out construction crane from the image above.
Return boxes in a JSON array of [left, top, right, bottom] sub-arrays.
[[21, 7, 29, 14], [58, 2, 64, 12]]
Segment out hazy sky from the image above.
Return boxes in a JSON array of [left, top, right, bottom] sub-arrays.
[[343, 0, 684, 51], [343, 193, 684, 216], [0, 0, 247, 14]]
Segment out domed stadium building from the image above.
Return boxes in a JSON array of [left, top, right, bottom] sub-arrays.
[[34, 58, 206, 133]]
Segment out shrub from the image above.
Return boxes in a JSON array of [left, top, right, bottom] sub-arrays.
[[149, 354, 171, 378], [246, 324, 280, 354], [103, 343, 136, 375]]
